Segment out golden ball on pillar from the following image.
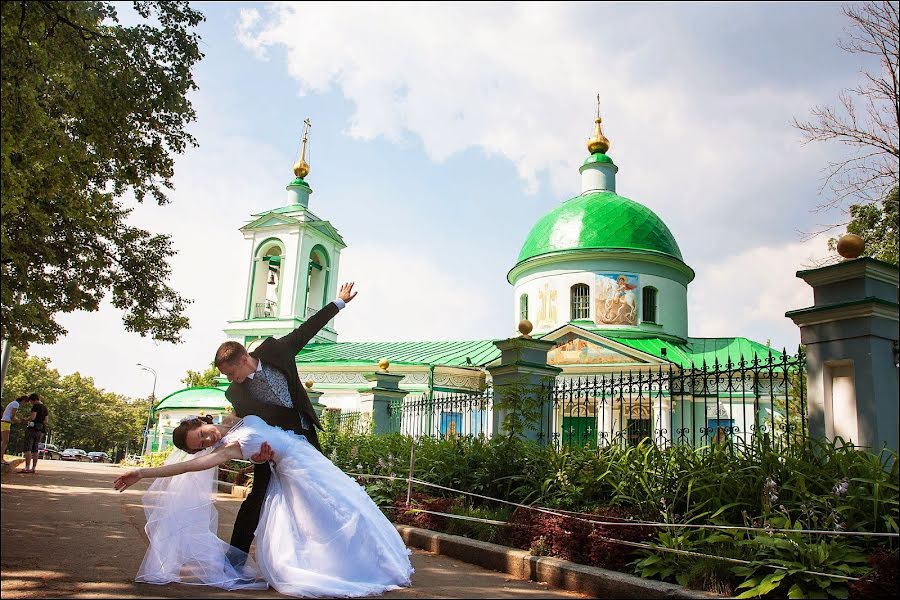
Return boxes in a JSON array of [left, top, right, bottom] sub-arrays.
[[518, 319, 533, 337], [304, 378, 314, 390], [378, 358, 390, 371], [836, 233, 865, 260]]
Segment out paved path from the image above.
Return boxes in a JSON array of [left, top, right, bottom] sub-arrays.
[[1, 460, 590, 599]]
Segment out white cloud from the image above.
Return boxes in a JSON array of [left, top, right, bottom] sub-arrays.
[[689, 239, 825, 350], [19, 3, 863, 402], [336, 242, 503, 342], [233, 1, 854, 350], [234, 2, 845, 227]]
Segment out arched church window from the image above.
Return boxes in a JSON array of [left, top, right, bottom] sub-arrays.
[[642, 287, 658, 324], [250, 239, 284, 319], [570, 284, 590, 320], [305, 245, 330, 318], [519, 294, 529, 321]]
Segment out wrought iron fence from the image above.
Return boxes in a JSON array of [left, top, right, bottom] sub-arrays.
[[539, 349, 807, 450], [388, 388, 493, 439], [325, 349, 807, 450], [333, 410, 367, 435]]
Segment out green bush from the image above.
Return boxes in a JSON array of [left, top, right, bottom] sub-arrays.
[[323, 431, 898, 596]]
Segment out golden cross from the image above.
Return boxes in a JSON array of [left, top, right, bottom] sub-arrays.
[[302, 118, 311, 141]]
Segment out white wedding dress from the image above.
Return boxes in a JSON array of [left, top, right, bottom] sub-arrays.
[[136, 415, 413, 597]]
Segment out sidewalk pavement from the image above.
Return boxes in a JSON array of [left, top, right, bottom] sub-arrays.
[[1, 460, 590, 599]]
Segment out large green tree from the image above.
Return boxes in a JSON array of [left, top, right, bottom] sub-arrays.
[[1, 1, 205, 348], [1, 347, 149, 455]]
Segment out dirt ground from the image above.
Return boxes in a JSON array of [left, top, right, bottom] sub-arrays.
[[1, 460, 590, 599]]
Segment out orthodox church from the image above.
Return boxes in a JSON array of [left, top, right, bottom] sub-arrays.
[[149, 104, 772, 450]]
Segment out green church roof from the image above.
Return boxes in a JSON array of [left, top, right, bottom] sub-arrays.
[[515, 191, 684, 266], [296, 340, 501, 367], [294, 335, 779, 371], [155, 386, 233, 411], [610, 337, 784, 368]]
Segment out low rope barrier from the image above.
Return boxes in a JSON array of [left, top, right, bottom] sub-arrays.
[[385, 506, 860, 582], [349, 472, 899, 539]]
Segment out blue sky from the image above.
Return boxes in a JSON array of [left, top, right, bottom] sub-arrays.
[[31, 1, 874, 400]]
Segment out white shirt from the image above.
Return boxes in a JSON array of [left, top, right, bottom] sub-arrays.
[[2, 400, 19, 422]]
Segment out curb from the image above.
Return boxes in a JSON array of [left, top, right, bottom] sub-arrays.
[[395, 525, 721, 599], [1, 458, 25, 475]]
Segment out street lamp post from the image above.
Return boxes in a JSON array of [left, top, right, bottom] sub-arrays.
[[137, 363, 158, 456]]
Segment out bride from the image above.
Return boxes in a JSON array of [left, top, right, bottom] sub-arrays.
[[114, 414, 413, 597]]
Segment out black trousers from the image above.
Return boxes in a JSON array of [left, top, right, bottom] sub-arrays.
[[229, 427, 321, 554]]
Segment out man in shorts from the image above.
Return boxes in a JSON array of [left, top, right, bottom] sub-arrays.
[[21, 393, 49, 474], [1, 396, 26, 464]]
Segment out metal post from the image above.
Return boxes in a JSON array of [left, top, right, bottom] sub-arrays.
[[137, 364, 158, 455], [405, 440, 416, 506], [0, 339, 12, 396]]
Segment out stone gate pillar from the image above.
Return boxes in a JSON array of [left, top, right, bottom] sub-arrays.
[[358, 359, 408, 435], [786, 241, 899, 453], [486, 321, 562, 442]]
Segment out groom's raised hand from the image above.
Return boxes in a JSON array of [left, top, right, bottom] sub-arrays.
[[338, 282, 357, 304]]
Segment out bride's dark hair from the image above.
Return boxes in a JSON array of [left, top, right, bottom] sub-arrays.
[[172, 415, 215, 453]]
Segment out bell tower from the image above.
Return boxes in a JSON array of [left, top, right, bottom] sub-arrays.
[[224, 119, 346, 349]]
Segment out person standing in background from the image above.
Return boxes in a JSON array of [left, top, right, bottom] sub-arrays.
[[21, 393, 49, 474], [1, 395, 26, 464]]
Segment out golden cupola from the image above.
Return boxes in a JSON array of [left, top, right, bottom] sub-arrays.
[[586, 95, 610, 155], [293, 118, 311, 179]]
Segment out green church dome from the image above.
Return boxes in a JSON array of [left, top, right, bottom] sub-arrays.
[[516, 191, 684, 265]]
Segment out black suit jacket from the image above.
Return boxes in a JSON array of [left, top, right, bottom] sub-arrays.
[[225, 302, 339, 437]]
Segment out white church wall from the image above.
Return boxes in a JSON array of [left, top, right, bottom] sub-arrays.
[[513, 260, 689, 340]]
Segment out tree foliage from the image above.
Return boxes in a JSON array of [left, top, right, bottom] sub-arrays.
[[793, 1, 898, 212], [829, 186, 899, 264], [0, 1, 205, 348], [181, 363, 221, 388], [1, 347, 150, 455]]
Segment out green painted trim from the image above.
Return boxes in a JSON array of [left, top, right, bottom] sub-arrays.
[[308, 221, 347, 248], [311, 244, 331, 308], [241, 213, 301, 231], [287, 177, 312, 190], [581, 153, 616, 166], [252, 204, 309, 217], [248, 237, 286, 320], [508, 248, 695, 285], [784, 296, 899, 318], [304, 244, 331, 317]]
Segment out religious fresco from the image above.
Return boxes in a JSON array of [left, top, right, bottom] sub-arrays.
[[536, 281, 558, 329], [547, 333, 634, 365], [594, 273, 639, 325]]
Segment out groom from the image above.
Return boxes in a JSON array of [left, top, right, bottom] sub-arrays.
[[215, 281, 358, 558]]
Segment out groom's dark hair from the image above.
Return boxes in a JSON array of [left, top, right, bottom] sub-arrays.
[[215, 341, 248, 368]]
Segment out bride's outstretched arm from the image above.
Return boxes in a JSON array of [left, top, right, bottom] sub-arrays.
[[113, 443, 244, 492]]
